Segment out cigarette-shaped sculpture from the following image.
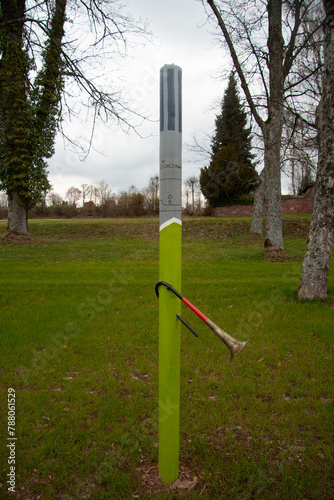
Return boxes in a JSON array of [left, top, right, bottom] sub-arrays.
[[155, 281, 248, 359]]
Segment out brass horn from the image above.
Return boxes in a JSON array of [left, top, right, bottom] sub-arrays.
[[204, 318, 248, 359], [155, 281, 248, 360]]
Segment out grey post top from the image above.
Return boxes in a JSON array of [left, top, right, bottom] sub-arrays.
[[159, 64, 182, 229]]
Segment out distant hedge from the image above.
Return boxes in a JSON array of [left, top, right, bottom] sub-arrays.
[[213, 194, 255, 207]]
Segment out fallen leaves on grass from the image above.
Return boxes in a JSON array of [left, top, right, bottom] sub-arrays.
[[133, 462, 199, 497], [1, 231, 33, 243]]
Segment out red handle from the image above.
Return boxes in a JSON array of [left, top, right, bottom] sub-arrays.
[[182, 297, 208, 323]]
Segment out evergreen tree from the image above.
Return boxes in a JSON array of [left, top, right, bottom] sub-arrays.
[[200, 71, 257, 206]]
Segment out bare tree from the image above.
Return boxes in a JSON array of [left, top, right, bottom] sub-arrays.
[[298, 0, 334, 300], [81, 184, 91, 206], [48, 191, 64, 207], [185, 176, 200, 212], [282, 111, 317, 194], [145, 175, 159, 213], [66, 186, 82, 207], [202, 0, 324, 255], [84, 185, 97, 205], [97, 180, 112, 206]]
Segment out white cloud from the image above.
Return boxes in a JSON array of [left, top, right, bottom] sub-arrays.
[[48, 173, 93, 198]]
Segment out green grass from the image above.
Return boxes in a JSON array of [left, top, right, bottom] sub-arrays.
[[0, 217, 333, 499]]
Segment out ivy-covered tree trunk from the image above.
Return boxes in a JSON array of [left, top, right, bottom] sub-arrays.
[[8, 192, 28, 235], [298, 1, 334, 300], [1, 0, 31, 234], [0, 0, 66, 235]]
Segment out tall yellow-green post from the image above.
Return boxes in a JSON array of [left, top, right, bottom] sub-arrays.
[[159, 64, 182, 484]]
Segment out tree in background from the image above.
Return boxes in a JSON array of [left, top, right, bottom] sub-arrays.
[[203, 0, 324, 254], [97, 180, 113, 207], [185, 176, 200, 213], [81, 184, 91, 206], [0, 0, 146, 235], [211, 72, 253, 159], [48, 192, 63, 207], [200, 71, 257, 207], [65, 186, 81, 208], [282, 111, 317, 195], [298, 0, 334, 300], [145, 175, 159, 214]]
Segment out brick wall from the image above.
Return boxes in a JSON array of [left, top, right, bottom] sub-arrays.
[[213, 185, 315, 217], [213, 205, 254, 217]]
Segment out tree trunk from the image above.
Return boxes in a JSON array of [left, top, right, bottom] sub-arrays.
[[263, 123, 284, 252], [298, 183, 334, 299], [250, 169, 265, 235], [7, 192, 29, 235], [298, 2, 334, 300], [263, 0, 284, 254]]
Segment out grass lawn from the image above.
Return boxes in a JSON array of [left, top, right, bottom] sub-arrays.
[[0, 216, 333, 499]]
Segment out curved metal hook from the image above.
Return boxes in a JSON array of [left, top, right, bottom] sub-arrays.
[[155, 281, 183, 299]]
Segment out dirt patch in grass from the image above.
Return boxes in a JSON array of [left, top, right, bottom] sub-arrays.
[[1, 231, 33, 244], [133, 461, 199, 498], [264, 248, 301, 261]]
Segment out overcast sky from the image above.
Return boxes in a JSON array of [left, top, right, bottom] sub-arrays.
[[47, 0, 289, 199], [47, 0, 234, 198]]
